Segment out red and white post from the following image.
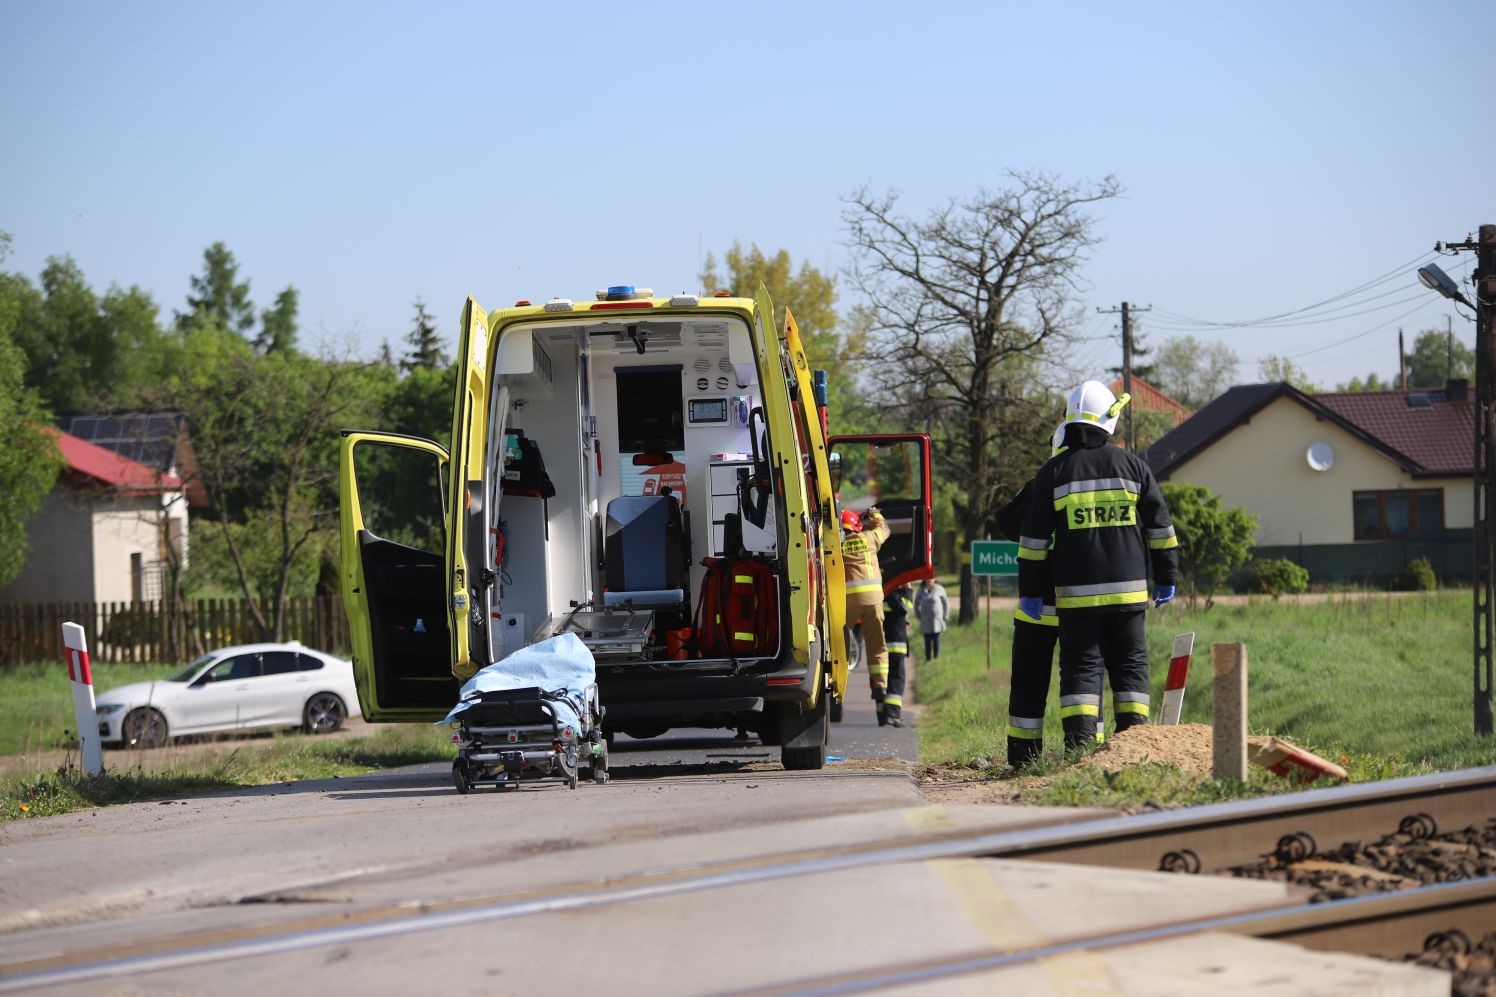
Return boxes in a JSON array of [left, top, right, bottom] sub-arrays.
[[63, 623, 105, 776], [1159, 632, 1196, 726]]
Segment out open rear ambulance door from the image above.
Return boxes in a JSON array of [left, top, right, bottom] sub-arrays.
[[827, 434, 934, 593], [339, 431, 459, 721], [446, 297, 492, 681], [780, 308, 848, 714]]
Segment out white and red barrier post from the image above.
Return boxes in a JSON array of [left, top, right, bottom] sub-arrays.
[[1159, 632, 1196, 726], [63, 622, 105, 776]]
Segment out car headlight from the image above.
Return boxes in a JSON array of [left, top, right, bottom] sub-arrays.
[[95, 704, 124, 716]]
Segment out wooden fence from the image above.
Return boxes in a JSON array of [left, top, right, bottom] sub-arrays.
[[0, 596, 351, 666]]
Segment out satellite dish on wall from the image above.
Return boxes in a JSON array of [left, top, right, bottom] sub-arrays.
[[1307, 441, 1335, 472]]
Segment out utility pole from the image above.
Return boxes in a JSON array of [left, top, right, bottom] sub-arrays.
[[1448, 315, 1455, 381], [1399, 328, 1407, 389], [1098, 301, 1152, 448], [1440, 225, 1496, 736], [1478, 226, 1496, 736]]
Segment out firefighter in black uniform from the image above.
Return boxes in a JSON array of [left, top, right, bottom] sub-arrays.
[[879, 584, 914, 727], [1018, 381, 1178, 747], [995, 424, 1066, 767]]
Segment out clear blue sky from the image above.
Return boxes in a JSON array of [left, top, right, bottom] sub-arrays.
[[3, 1, 1491, 389]]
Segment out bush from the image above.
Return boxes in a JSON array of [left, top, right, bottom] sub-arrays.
[[1159, 482, 1259, 607], [1251, 558, 1309, 597], [1402, 557, 1437, 591]]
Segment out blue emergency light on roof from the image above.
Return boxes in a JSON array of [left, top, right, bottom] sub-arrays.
[[596, 285, 654, 302]]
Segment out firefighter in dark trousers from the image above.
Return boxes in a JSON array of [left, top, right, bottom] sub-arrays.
[[994, 424, 1066, 767], [842, 507, 891, 704], [879, 584, 914, 727], [1018, 381, 1178, 747]]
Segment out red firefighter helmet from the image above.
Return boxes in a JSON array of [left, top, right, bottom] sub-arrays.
[[840, 509, 863, 533]]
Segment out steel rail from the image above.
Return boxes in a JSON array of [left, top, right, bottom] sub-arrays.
[[2, 766, 1492, 991], [719, 877, 1496, 997]]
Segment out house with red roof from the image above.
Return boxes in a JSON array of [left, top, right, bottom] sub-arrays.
[[1143, 379, 1474, 583], [0, 429, 190, 604]]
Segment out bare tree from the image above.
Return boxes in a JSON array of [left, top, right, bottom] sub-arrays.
[[844, 172, 1121, 623]]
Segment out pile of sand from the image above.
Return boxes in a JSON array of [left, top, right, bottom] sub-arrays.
[[1081, 722, 1217, 775]]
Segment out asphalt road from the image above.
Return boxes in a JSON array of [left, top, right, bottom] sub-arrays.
[[0, 685, 1445, 994]]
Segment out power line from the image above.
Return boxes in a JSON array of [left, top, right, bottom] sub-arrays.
[[1148, 249, 1440, 330]]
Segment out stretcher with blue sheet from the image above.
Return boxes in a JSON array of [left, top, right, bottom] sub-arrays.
[[438, 633, 608, 792]]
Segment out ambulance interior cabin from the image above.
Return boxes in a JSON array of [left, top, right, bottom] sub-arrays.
[[485, 313, 780, 667]]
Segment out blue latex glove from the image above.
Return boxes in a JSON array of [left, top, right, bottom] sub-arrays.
[[1018, 596, 1045, 620], [1153, 585, 1176, 608]]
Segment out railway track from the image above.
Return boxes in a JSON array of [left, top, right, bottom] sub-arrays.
[[724, 877, 1496, 996], [4, 765, 1493, 993]]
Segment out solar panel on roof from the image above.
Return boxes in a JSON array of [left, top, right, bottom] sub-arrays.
[[1407, 393, 1432, 408]]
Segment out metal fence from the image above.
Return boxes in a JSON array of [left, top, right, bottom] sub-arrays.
[[1247, 529, 1473, 588], [0, 595, 351, 666]]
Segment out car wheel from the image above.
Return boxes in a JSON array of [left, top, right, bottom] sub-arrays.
[[123, 707, 169, 749], [303, 693, 345, 734]]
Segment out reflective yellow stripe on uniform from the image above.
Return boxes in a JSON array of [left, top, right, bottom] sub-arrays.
[[734, 575, 754, 584], [1055, 579, 1150, 610], [1007, 715, 1043, 740], [1017, 534, 1050, 562], [1115, 691, 1150, 716], [886, 642, 909, 654], [733, 632, 754, 642], [1013, 606, 1059, 627], [884, 694, 903, 707], [1058, 693, 1100, 718], [846, 580, 883, 594], [1147, 525, 1179, 550]]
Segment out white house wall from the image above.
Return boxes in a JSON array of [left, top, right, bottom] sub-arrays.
[[91, 496, 162, 603], [1166, 396, 1473, 545]]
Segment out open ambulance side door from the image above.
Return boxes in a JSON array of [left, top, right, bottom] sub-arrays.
[[446, 297, 492, 681], [339, 431, 458, 721], [827, 433, 934, 593]]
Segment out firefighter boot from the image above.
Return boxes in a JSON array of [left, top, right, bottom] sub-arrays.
[[873, 685, 887, 726]]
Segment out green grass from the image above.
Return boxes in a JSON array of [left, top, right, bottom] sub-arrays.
[[3, 724, 454, 822], [0, 661, 181, 756], [0, 659, 455, 821], [918, 591, 1496, 802]]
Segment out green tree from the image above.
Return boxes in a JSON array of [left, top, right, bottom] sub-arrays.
[[1406, 327, 1473, 388], [0, 320, 64, 585], [151, 331, 385, 639], [700, 244, 865, 424], [1258, 354, 1319, 392], [402, 297, 447, 371], [178, 242, 254, 336], [1161, 482, 1258, 608], [256, 286, 300, 354], [1151, 335, 1239, 408], [3, 253, 167, 412], [845, 172, 1122, 622], [1338, 371, 1386, 392], [1130, 406, 1178, 454]]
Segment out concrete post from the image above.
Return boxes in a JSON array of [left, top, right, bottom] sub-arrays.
[[1212, 642, 1247, 782]]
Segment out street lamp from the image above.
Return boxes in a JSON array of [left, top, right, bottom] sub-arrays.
[[1418, 263, 1475, 308]]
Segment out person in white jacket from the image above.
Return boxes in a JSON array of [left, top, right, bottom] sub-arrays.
[[913, 578, 950, 662]]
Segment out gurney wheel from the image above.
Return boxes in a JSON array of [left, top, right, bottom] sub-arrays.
[[594, 770, 609, 785], [452, 761, 472, 795]]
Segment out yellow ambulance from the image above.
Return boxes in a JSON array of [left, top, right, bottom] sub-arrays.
[[338, 286, 932, 769]]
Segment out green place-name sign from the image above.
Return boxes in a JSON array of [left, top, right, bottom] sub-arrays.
[[971, 540, 1019, 576]]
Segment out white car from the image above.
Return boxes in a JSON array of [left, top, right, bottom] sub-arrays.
[[95, 642, 362, 748]]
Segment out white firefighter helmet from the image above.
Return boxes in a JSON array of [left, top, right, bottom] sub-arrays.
[[1063, 380, 1131, 436]]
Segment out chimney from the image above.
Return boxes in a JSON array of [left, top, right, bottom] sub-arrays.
[[1447, 378, 1469, 403]]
